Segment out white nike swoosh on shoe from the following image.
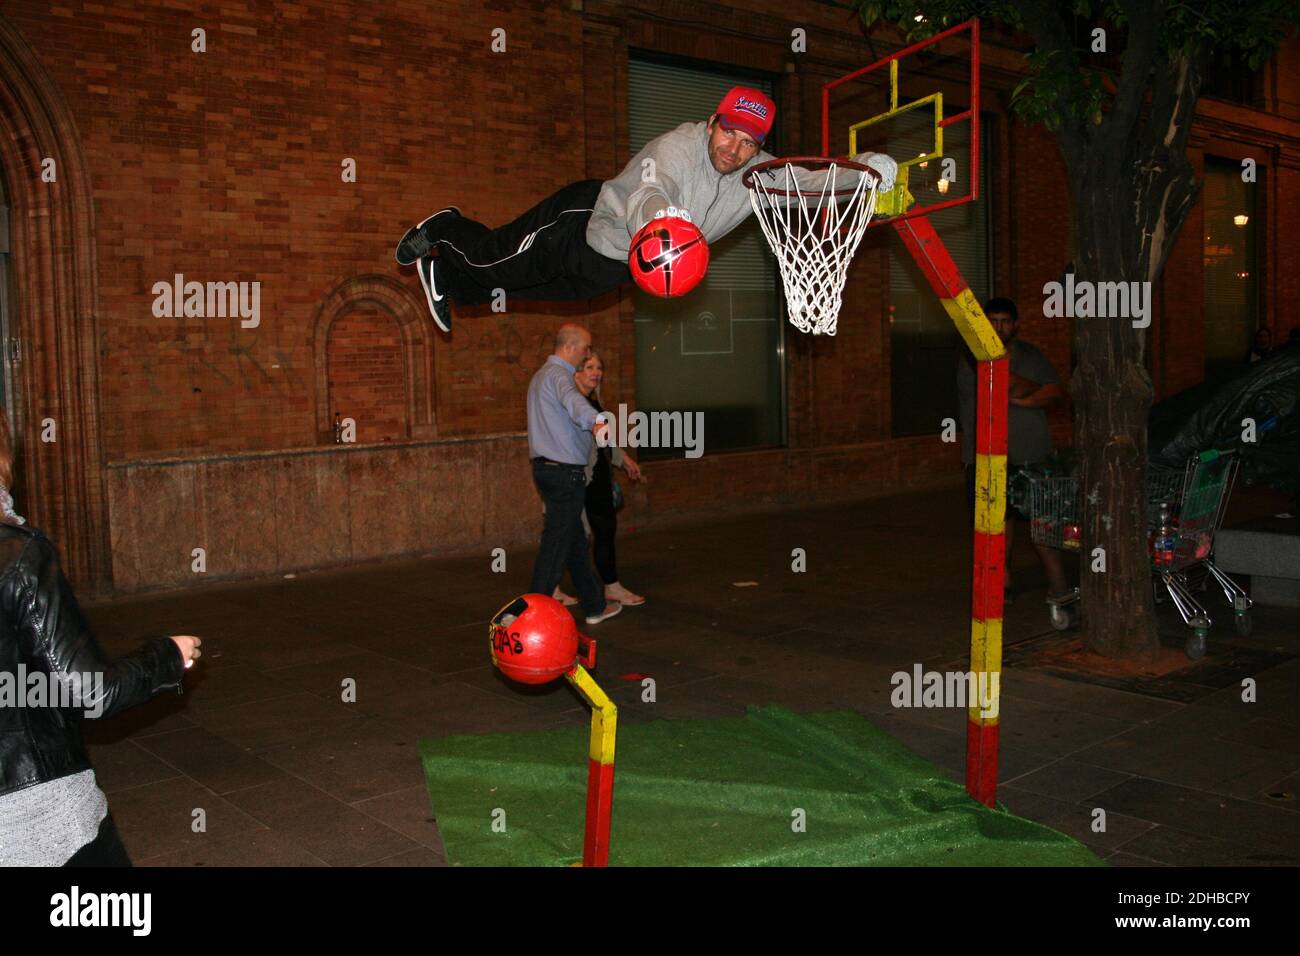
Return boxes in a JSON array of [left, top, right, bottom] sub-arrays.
[[419, 261, 440, 304], [418, 258, 442, 299], [418, 257, 451, 332]]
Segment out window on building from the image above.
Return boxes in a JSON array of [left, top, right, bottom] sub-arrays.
[[1203, 155, 1263, 386], [1201, 46, 1261, 107], [628, 57, 784, 457], [887, 111, 993, 437]]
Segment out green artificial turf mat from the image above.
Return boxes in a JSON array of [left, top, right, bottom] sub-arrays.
[[419, 704, 1104, 867]]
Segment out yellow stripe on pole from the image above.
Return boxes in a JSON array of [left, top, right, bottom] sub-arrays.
[[569, 664, 618, 766], [973, 453, 1007, 535], [940, 289, 1005, 362], [968, 617, 1002, 724]]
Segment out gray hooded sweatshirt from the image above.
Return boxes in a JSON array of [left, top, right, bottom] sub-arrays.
[[586, 120, 881, 259]]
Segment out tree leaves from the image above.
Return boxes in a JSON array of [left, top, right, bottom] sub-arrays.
[[846, 0, 1299, 163]]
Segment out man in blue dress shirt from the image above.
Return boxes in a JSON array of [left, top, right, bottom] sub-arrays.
[[527, 323, 622, 625]]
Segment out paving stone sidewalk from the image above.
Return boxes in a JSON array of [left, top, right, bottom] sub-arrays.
[[82, 487, 1300, 866]]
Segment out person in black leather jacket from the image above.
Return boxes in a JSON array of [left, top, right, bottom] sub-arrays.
[[0, 413, 201, 866]]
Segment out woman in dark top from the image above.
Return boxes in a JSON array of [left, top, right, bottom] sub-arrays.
[[554, 352, 645, 608], [0, 410, 201, 865]]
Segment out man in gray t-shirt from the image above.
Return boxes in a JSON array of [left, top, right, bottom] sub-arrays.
[[957, 297, 1068, 599]]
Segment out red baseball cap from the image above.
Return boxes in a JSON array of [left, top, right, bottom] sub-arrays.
[[714, 86, 775, 144]]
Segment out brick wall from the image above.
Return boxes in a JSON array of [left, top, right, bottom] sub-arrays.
[[0, 2, 1297, 592], [3, 0, 594, 460], [326, 306, 408, 443], [1006, 122, 1074, 428]]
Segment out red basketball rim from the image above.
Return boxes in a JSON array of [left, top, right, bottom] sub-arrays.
[[742, 156, 880, 198]]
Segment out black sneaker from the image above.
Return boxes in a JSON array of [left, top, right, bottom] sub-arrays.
[[417, 255, 451, 332], [395, 207, 461, 265]]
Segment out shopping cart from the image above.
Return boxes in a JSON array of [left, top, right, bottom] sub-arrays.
[[1024, 449, 1252, 659]]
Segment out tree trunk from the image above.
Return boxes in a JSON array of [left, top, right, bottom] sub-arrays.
[[1071, 198, 1159, 660], [1068, 47, 1202, 660]]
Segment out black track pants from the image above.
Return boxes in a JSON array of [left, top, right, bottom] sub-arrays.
[[431, 180, 631, 305]]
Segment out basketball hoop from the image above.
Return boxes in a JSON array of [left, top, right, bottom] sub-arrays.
[[743, 156, 881, 336]]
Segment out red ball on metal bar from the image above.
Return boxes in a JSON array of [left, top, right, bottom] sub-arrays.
[[489, 593, 581, 685]]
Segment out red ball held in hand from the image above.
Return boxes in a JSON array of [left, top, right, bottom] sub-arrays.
[[628, 211, 709, 298]]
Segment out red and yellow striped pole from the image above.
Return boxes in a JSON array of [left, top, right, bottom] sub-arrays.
[[566, 664, 617, 866], [892, 216, 1006, 808]]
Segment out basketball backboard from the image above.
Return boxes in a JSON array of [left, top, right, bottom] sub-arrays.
[[822, 19, 980, 226]]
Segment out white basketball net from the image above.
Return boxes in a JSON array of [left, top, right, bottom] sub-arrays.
[[747, 162, 879, 336]]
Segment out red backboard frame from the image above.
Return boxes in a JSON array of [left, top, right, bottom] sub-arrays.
[[822, 18, 980, 226]]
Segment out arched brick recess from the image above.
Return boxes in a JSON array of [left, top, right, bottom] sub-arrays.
[[326, 307, 409, 443], [312, 274, 437, 442], [0, 15, 108, 591]]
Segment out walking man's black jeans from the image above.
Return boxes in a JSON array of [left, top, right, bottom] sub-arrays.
[[529, 461, 605, 617], [585, 458, 619, 584]]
